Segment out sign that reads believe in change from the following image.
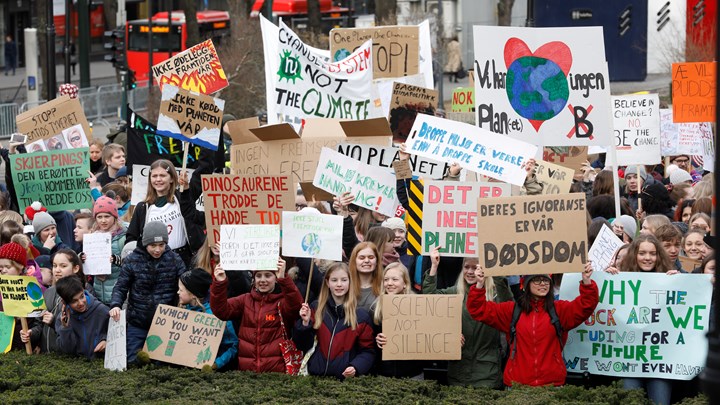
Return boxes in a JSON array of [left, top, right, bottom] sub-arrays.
[[421, 181, 510, 257], [561, 272, 712, 380], [157, 84, 225, 151], [473, 26, 612, 147], [613, 94, 661, 166], [405, 114, 537, 186], [477, 193, 587, 276]]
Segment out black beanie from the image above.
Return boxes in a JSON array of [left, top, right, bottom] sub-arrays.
[[180, 268, 212, 299], [522, 274, 553, 291]]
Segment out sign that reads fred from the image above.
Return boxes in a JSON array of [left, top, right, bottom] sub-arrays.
[[202, 175, 294, 246], [382, 295, 462, 360], [144, 305, 226, 369], [422, 181, 510, 257], [152, 39, 229, 94], [220, 225, 280, 270], [477, 193, 587, 276], [157, 84, 224, 151], [561, 272, 711, 380]]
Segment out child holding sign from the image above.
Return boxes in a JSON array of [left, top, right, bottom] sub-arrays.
[[1, 242, 41, 351], [295, 262, 375, 379], [55, 276, 109, 359], [89, 196, 127, 305]]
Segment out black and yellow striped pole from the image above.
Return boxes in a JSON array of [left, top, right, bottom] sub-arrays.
[[406, 179, 424, 256]]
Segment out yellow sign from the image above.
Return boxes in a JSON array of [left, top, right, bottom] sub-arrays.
[[0, 276, 46, 317]]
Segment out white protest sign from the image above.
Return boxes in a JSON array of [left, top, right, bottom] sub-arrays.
[[701, 128, 715, 172], [104, 309, 126, 371], [82, 233, 112, 276], [659, 109, 678, 156], [659, 109, 710, 156], [219, 225, 280, 270], [588, 224, 625, 273], [422, 181, 511, 257], [313, 147, 399, 217], [561, 272, 712, 380], [405, 114, 538, 186], [282, 209, 343, 261], [336, 142, 448, 179], [613, 94, 661, 165], [131, 165, 196, 206]]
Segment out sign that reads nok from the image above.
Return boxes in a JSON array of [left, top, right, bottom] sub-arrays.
[[422, 181, 510, 257], [282, 209, 343, 261], [0, 276, 46, 317], [16, 95, 91, 144], [477, 193, 587, 276], [144, 305, 226, 369], [157, 84, 225, 151], [382, 294, 462, 361], [201, 174, 294, 246], [220, 225, 280, 271], [561, 272, 712, 380], [613, 94, 661, 166], [152, 39, 229, 94]]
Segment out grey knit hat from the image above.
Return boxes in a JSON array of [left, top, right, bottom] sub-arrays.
[[33, 212, 56, 234], [142, 221, 168, 246]]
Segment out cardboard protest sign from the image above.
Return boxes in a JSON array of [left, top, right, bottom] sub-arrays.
[[392, 160, 412, 179], [543, 146, 587, 177], [535, 160, 575, 194], [144, 305, 226, 369], [131, 165, 196, 206], [388, 83, 438, 143], [219, 225, 280, 270], [671, 62, 716, 123], [473, 26, 612, 147], [336, 142, 448, 180], [82, 233, 112, 276], [10, 148, 92, 212], [261, 17, 382, 129], [226, 117, 261, 145], [282, 209, 343, 261], [679, 256, 701, 273], [451, 87, 474, 113], [157, 84, 225, 151], [152, 39, 228, 94], [477, 193, 587, 276], [588, 224, 625, 273], [16, 95, 91, 144], [422, 181, 510, 257], [612, 94, 661, 165], [105, 309, 126, 371], [0, 312, 14, 353], [382, 294, 462, 360], [330, 26, 419, 78], [230, 118, 391, 183], [314, 147, 399, 217], [562, 272, 712, 380], [0, 276, 46, 317], [406, 114, 538, 186], [202, 174, 294, 246]]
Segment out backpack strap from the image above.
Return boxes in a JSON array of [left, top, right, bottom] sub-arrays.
[[508, 303, 522, 360], [547, 300, 565, 350]]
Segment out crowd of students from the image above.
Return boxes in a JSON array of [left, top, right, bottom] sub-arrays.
[[0, 126, 714, 405]]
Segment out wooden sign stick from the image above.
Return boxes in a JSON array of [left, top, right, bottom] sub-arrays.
[[305, 259, 315, 303], [20, 318, 32, 355]]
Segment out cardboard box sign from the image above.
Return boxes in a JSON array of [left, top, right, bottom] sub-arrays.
[[230, 118, 392, 183], [329, 26, 420, 78], [16, 95, 91, 144]]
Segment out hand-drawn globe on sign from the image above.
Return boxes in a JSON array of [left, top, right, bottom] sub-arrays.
[[333, 49, 352, 62], [506, 56, 569, 123], [301, 233, 322, 256]]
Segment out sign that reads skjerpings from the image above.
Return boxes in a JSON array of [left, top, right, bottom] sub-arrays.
[[477, 193, 587, 276]]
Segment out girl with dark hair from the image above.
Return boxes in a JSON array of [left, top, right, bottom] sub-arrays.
[[639, 183, 674, 220], [466, 262, 598, 387], [674, 199, 695, 223]]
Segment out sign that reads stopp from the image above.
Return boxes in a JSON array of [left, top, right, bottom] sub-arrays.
[[201, 175, 294, 246], [382, 294, 462, 361], [477, 193, 587, 276], [157, 84, 225, 151], [422, 181, 510, 257], [10, 148, 92, 212], [16, 95, 91, 144]]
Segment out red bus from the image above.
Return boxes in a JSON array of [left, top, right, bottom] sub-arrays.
[[126, 10, 230, 81], [250, 0, 353, 32]]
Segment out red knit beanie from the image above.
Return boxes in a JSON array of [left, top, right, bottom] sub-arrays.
[[94, 196, 119, 219], [0, 242, 28, 267]]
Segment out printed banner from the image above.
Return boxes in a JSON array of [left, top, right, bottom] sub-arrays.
[[0, 276, 46, 317], [330, 26, 419, 78], [613, 94, 661, 166], [405, 114, 538, 186], [144, 305, 226, 369], [336, 142, 448, 180], [219, 225, 280, 271], [152, 39, 229, 94], [157, 84, 224, 151], [261, 18, 381, 129], [16, 95, 91, 144], [535, 160, 575, 194], [671, 62, 716, 123], [562, 272, 711, 380], [10, 148, 92, 212], [82, 232, 112, 276], [0, 312, 14, 353], [281, 210, 343, 261], [201, 174, 294, 246], [104, 309, 126, 371], [313, 147, 399, 218], [388, 82, 438, 143], [421, 181, 511, 257], [451, 87, 474, 113], [382, 294, 462, 360], [477, 193, 587, 276], [473, 26, 612, 146], [588, 224, 625, 273]]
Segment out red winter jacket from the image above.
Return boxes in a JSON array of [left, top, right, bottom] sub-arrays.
[[210, 276, 302, 373], [466, 280, 598, 387]]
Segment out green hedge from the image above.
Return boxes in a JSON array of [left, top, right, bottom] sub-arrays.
[[0, 351, 708, 404]]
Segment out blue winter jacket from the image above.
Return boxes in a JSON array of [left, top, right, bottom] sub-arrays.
[[55, 292, 110, 359], [185, 301, 238, 370]]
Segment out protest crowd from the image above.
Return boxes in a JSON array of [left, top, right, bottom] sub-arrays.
[[0, 17, 716, 405]]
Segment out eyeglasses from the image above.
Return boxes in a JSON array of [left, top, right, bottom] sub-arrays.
[[674, 158, 689, 164], [531, 278, 551, 286], [295, 204, 307, 210]]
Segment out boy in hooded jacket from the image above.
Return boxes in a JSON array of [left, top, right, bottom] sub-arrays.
[[55, 276, 109, 358]]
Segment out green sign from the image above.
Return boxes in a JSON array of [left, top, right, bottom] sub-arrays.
[[0, 312, 14, 353]]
